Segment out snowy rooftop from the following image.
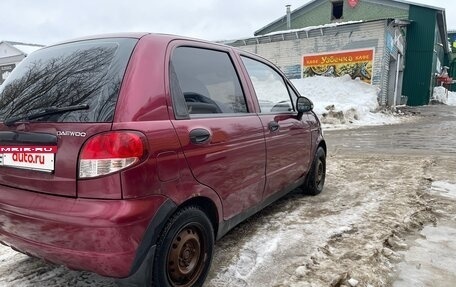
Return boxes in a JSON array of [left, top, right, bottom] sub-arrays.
[[263, 21, 364, 37], [223, 20, 365, 46], [3, 41, 44, 55]]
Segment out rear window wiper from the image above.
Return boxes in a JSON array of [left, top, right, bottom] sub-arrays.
[[3, 104, 90, 126]]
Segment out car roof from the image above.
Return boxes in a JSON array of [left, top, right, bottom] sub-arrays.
[[47, 32, 224, 48]]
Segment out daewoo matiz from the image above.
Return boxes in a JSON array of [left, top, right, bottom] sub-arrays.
[[0, 33, 326, 287]]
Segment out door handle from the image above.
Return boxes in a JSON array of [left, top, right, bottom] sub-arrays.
[[189, 128, 211, 144], [268, 121, 280, 132]]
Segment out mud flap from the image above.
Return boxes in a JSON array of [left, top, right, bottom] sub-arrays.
[[115, 245, 156, 287]]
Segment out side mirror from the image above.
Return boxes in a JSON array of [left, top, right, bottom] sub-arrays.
[[296, 97, 313, 120]]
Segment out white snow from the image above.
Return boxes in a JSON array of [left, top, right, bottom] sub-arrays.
[[433, 86, 456, 106], [292, 75, 399, 129], [209, 199, 380, 286], [248, 73, 398, 129], [11, 44, 43, 55], [428, 181, 456, 200], [348, 278, 360, 287], [450, 92, 456, 106], [262, 21, 363, 37]]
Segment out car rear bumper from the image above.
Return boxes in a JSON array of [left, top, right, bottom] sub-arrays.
[[0, 184, 169, 277]]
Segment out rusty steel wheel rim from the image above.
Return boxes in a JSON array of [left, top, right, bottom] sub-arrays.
[[167, 225, 205, 286]]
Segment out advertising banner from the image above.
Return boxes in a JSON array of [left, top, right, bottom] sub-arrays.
[[302, 49, 374, 84], [449, 33, 456, 53]]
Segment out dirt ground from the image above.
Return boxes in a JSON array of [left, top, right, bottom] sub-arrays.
[[1, 105, 455, 286], [205, 105, 456, 287]]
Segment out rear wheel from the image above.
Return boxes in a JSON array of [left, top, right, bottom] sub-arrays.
[[304, 147, 326, 195], [153, 206, 214, 287]]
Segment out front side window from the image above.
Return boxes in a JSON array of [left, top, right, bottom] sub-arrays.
[[241, 56, 293, 113], [170, 47, 247, 117]]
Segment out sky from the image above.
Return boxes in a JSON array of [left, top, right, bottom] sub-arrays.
[[2, 0, 455, 45]]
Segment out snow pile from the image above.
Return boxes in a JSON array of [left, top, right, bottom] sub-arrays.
[[432, 86, 456, 106], [446, 91, 456, 106], [292, 75, 398, 128], [263, 21, 363, 37], [432, 86, 448, 104]]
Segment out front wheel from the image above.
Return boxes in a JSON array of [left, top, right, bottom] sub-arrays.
[[153, 206, 214, 287], [304, 147, 326, 195]]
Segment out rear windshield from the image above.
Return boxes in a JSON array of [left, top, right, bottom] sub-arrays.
[[0, 38, 137, 123]]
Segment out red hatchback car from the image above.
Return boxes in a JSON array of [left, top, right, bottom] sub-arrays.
[[0, 33, 326, 286]]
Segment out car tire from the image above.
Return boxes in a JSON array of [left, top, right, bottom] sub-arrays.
[[152, 206, 214, 287], [304, 147, 326, 196]]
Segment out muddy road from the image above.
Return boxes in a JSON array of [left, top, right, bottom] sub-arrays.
[[206, 105, 456, 287], [1, 105, 455, 286]]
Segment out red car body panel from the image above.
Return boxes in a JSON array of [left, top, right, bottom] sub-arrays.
[[113, 35, 170, 123], [171, 116, 267, 220], [258, 114, 312, 199], [0, 181, 168, 276]]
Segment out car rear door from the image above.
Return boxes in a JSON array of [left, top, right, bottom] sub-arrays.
[[239, 55, 312, 200], [167, 43, 266, 220]]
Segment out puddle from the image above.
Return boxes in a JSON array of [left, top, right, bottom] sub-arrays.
[[393, 181, 456, 287], [393, 222, 456, 287], [428, 181, 456, 200]]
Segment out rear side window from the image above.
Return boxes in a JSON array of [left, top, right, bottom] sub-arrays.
[[241, 56, 294, 113], [170, 47, 247, 118], [0, 38, 137, 123]]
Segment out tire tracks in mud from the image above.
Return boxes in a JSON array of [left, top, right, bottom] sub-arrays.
[[279, 154, 438, 287], [206, 152, 447, 287]]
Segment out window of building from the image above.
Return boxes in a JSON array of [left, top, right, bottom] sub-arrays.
[[332, 1, 344, 20]]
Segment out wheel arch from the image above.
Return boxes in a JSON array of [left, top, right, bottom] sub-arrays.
[[318, 139, 327, 155], [120, 195, 220, 286], [177, 196, 220, 238]]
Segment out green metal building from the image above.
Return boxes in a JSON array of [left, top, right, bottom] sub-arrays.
[[254, 0, 451, 106], [448, 30, 456, 91]]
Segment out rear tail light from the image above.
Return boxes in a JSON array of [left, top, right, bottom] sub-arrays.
[[79, 131, 146, 178]]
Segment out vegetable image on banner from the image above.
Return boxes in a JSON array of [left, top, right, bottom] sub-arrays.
[[302, 49, 374, 84]]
